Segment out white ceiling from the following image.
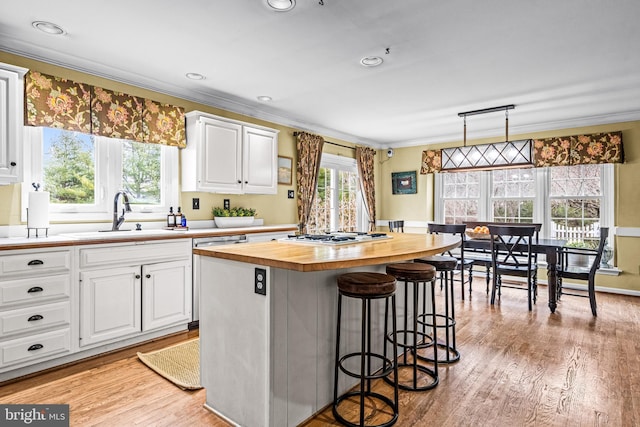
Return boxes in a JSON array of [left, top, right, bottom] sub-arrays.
[[2, 0, 640, 148]]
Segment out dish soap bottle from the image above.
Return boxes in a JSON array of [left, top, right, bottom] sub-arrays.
[[175, 207, 183, 228], [167, 207, 176, 227], [181, 212, 187, 228]]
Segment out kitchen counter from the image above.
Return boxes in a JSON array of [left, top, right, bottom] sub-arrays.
[[196, 232, 460, 426], [0, 225, 297, 250], [194, 232, 460, 271]]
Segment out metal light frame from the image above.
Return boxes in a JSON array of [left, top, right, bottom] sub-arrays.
[[441, 104, 533, 172]]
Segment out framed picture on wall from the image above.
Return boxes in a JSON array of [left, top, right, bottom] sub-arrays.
[[278, 156, 293, 185], [391, 171, 417, 194]]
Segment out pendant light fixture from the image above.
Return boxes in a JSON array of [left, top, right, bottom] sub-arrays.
[[440, 104, 533, 172]]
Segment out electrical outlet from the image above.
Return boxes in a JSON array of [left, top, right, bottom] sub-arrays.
[[288, 190, 295, 199], [192, 198, 200, 210], [255, 268, 267, 295], [224, 199, 230, 210]]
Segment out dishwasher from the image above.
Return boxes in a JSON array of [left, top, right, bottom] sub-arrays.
[[191, 234, 248, 327]]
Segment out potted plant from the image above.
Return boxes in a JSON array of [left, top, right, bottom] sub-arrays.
[[212, 206, 257, 228]]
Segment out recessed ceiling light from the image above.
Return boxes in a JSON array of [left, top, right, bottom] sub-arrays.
[[266, 0, 296, 11], [360, 56, 383, 67], [32, 21, 66, 35], [186, 73, 205, 80], [257, 96, 273, 102]]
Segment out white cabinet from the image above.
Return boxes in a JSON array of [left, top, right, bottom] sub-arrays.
[[0, 248, 72, 372], [79, 266, 141, 347], [0, 62, 28, 185], [78, 240, 192, 348], [182, 111, 278, 194]]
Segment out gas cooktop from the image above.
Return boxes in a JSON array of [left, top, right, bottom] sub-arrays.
[[279, 232, 391, 245]]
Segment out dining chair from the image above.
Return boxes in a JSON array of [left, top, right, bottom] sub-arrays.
[[557, 227, 609, 316], [388, 220, 404, 233], [464, 222, 542, 295], [488, 224, 538, 311]]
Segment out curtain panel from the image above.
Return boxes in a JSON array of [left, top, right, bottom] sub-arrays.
[[24, 70, 186, 148], [296, 132, 324, 234], [533, 132, 623, 167], [420, 149, 442, 174], [356, 147, 377, 232]]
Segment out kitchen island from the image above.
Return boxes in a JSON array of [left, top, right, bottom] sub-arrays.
[[194, 232, 460, 427]]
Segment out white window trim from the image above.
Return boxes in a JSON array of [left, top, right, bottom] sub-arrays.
[[21, 126, 179, 223]]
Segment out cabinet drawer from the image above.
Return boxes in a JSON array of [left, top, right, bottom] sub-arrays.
[[79, 240, 191, 268], [0, 275, 71, 307], [0, 250, 71, 277], [0, 301, 70, 336], [0, 329, 71, 368]]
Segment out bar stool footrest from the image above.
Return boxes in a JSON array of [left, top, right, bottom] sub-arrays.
[[415, 343, 460, 364], [338, 352, 395, 381], [333, 391, 399, 427]]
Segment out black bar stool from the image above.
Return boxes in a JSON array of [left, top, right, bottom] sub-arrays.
[[414, 257, 460, 364], [385, 263, 439, 391], [333, 272, 399, 427]]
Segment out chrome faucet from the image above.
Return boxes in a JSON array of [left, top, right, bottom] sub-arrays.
[[112, 191, 132, 231]]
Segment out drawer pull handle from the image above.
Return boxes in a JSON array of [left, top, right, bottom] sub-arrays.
[[28, 344, 44, 351], [28, 314, 44, 322], [27, 286, 44, 293], [28, 259, 44, 266]]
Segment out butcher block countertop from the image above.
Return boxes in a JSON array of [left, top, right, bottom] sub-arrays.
[[193, 232, 461, 272]]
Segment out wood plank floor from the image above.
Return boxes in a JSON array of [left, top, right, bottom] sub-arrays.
[[2, 284, 639, 426]]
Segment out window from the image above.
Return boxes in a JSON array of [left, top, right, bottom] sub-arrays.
[[435, 164, 613, 243], [549, 164, 602, 248], [491, 168, 535, 223], [307, 153, 363, 233], [442, 171, 481, 224], [22, 126, 179, 222]]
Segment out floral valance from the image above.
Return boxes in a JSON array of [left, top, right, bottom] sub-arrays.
[[533, 132, 623, 167], [420, 149, 442, 174], [25, 70, 186, 148]]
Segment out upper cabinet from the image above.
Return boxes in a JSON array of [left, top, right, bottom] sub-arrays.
[[182, 111, 279, 194], [0, 63, 28, 185]]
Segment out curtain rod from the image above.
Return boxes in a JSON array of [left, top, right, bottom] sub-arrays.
[[293, 132, 356, 150]]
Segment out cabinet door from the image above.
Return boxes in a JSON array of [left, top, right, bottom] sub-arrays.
[[0, 66, 26, 184], [199, 116, 243, 193], [79, 266, 141, 347], [243, 126, 278, 194], [142, 260, 191, 331]]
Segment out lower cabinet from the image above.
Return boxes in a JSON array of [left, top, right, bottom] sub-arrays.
[[78, 240, 192, 348]]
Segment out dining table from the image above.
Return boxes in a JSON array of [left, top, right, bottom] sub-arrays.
[[464, 237, 567, 313]]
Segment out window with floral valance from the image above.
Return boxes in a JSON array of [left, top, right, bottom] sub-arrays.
[[420, 131, 624, 174], [25, 70, 186, 148]]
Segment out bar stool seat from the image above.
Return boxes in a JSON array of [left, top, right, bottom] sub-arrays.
[[385, 263, 439, 392], [333, 272, 399, 427], [416, 256, 457, 271]]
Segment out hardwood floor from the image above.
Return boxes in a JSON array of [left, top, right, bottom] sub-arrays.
[[2, 285, 639, 426]]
